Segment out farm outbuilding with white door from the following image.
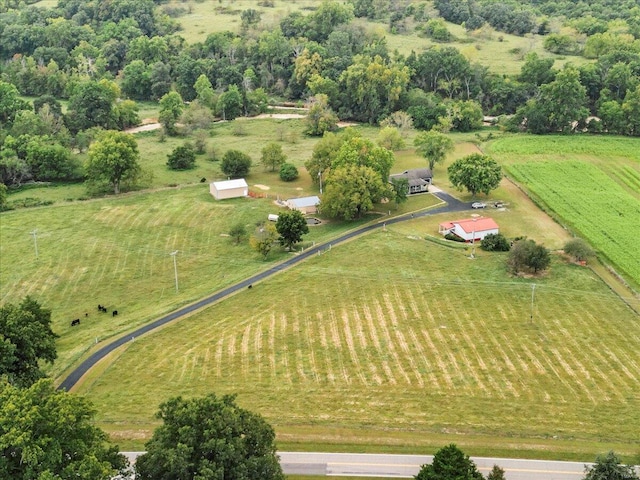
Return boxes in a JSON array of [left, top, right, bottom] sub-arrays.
[[439, 217, 499, 242], [210, 179, 248, 200]]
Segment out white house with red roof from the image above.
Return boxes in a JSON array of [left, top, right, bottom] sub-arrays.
[[439, 217, 499, 242]]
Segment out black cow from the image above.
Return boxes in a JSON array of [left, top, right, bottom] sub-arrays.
[[112, 310, 118, 316], [71, 319, 80, 326], [200, 177, 207, 183], [247, 285, 252, 289]]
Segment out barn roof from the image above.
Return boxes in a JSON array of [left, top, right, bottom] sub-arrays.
[[211, 179, 248, 190], [287, 196, 320, 208], [439, 217, 499, 233]]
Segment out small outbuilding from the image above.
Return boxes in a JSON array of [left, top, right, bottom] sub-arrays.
[[439, 217, 499, 242], [389, 168, 433, 194], [286, 195, 320, 214], [210, 179, 248, 200]]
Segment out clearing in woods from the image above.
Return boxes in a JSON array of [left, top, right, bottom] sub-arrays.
[[77, 228, 640, 458]]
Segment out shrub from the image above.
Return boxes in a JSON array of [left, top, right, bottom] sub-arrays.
[[445, 232, 466, 242], [564, 238, 595, 262], [481, 233, 511, 252], [166, 143, 196, 170], [221, 150, 252, 178], [508, 239, 550, 274], [279, 163, 299, 182]]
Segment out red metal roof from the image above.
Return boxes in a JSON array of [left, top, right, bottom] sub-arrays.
[[441, 217, 499, 234]]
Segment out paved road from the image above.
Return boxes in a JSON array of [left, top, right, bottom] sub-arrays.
[[120, 451, 596, 479], [58, 191, 467, 391]]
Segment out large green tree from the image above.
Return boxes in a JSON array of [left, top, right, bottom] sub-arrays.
[[276, 210, 309, 250], [65, 80, 119, 133], [447, 153, 502, 196], [322, 164, 388, 220], [414, 130, 454, 171], [0, 297, 57, 388], [331, 136, 395, 183], [0, 81, 31, 130], [261, 142, 287, 172], [159, 91, 184, 135], [0, 379, 128, 480], [85, 131, 141, 194], [135, 393, 284, 480], [221, 150, 252, 178], [508, 239, 551, 274], [583, 451, 639, 480], [415, 444, 484, 480], [305, 94, 339, 136]]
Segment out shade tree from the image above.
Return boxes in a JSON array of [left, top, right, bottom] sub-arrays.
[[414, 444, 484, 480], [85, 131, 141, 194], [583, 451, 639, 480], [414, 130, 454, 171], [0, 297, 57, 388], [261, 142, 287, 172], [0, 379, 129, 480], [447, 153, 502, 196], [276, 210, 309, 250], [135, 393, 283, 480], [508, 238, 551, 274], [221, 150, 252, 178], [321, 164, 389, 220]]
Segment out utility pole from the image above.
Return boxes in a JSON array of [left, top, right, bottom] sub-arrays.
[[30, 229, 39, 259], [530, 283, 536, 323], [170, 250, 179, 293], [318, 171, 323, 194]]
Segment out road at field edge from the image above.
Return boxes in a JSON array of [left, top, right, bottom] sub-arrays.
[[119, 451, 609, 479], [58, 192, 467, 391]]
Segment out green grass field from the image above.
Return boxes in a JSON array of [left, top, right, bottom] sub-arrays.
[[486, 135, 640, 289], [77, 226, 640, 458], [0, 180, 440, 380]]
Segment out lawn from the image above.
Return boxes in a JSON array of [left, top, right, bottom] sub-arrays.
[[485, 135, 640, 289], [77, 226, 640, 458]]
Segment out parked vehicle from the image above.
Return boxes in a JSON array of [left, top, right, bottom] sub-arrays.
[[471, 202, 487, 209]]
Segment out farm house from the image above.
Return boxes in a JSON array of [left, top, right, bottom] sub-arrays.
[[439, 217, 499, 242], [210, 179, 248, 200], [388, 168, 433, 194], [286, 195, 321, 214]]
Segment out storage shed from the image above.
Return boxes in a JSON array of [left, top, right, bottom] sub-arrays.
[[210, 179, 248, 200], [439, 217, 499, 242], [286, 195, 321, 214]]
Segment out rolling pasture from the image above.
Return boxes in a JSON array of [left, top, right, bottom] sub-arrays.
[[486, 135, 640, 290], [79, 228, 640, 457]]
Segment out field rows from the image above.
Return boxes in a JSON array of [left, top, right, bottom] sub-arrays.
[[507, 161, 640, 286], [84, 234, 640, 442]]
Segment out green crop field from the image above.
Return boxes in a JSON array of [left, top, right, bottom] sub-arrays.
[[77, 228, 640, 458], [486, 135, 640, 289]]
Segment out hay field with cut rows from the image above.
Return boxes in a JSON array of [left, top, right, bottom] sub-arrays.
[[80, 228, 640, 455], [0, 185, 393, 379]]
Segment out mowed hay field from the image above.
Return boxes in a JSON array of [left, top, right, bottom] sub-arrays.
[[0, 184, 395, 379], [486, 135, 640, 290], [79, 227, 640, 456]]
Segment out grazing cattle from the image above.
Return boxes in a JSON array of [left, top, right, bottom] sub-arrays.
[[200, 177, 207, 183], [71, 319, 80, 326], [98, 304, 103, 311], [112, 310, 118, 316], [99, 305, 107, 313], [247, 284, 252, 289], [85, 313, 88, 317]]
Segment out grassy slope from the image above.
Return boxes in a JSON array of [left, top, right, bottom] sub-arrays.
[[78, 225, 640, 458]]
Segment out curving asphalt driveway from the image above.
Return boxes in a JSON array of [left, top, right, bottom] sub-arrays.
[[58, 191, 469, 391]]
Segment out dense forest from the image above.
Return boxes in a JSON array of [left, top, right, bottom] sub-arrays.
[[1, 0, 640, 190]]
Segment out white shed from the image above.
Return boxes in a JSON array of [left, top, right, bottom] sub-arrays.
[[438, 217, 499, 242], [286, 195, 321, 214], [210, 179, 249, 200]]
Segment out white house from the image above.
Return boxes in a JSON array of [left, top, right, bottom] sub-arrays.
[[286, 195, 321, 214], [439, 217, 499, 242], [210, 179, 248, 200]]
